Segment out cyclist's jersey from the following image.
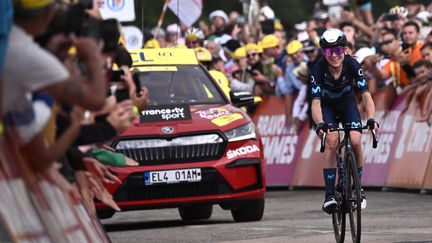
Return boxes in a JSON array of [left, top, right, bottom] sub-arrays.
[[310, 55, 369, 104], [310, 55, 369, 131]]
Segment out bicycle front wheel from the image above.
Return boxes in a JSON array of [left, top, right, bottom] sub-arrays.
[[346, 150, 361, 243], [332, 190, 346, 243]]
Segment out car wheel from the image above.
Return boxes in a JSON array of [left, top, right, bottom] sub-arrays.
[[178, 204, 213, 221], [231, 199, 265, 222], [97, 210, 115, 220]]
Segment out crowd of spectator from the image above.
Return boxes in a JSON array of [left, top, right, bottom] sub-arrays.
[[1, 0, 149, 222], [145, 0, 432, 129]]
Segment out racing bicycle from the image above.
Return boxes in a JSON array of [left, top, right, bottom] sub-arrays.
[[320, 123, 378, 243]]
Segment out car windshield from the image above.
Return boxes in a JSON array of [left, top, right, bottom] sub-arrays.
[[136, 65, 226, 106]]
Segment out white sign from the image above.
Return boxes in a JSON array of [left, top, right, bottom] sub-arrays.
[[100, 0, 135, 22], [122, 26, 143, 50]]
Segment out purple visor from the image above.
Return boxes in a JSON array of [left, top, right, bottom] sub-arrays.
[[324, 47, 345, 57]]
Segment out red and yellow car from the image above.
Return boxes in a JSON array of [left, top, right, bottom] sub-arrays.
[[97, 48, 265, 222]]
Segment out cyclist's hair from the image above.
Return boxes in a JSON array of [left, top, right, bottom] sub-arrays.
[[402, 21, 420, 33], [413, 59, 432, 70], [420, 42, 432, 52]]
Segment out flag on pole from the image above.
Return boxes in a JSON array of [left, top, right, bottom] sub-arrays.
[[168, 0, 202, 27]]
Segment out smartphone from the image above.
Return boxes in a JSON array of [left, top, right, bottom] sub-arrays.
[[111, 69, 125, 81], [401, 43, 410, 51]]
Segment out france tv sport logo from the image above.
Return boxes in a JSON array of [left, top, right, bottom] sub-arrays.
[[106, 0, 125, 11]]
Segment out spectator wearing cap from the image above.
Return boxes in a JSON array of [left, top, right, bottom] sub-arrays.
[[355, 47, 378, 94], [244, 43, 272, 96], [256, 35, 284, 96], [276, 40, 305, 125], [223, 39, 241, 73], [166, 23, 184, 47], [209, 10, 229, 38], [185, 27, 204, 48], [230, 47, 255, 94], [303, 40, 321, 70]]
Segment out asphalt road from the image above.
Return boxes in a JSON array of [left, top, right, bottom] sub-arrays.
[[103, 189, 432, 243]]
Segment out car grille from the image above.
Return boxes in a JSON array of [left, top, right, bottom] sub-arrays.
[[113, 168, 232, 201], [115, 135, 226, 165]]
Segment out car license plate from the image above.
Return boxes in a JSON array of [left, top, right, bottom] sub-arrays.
[[144, 168, 202, 185]]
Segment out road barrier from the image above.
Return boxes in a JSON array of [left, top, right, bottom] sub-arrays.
[[252, 89, 432, 192], [0, 131, 109, 242]]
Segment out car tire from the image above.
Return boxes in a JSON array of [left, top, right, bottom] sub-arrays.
[[231, 199, 265, 222], [97, 210, 115, 220], [178, 204, 213, 221]]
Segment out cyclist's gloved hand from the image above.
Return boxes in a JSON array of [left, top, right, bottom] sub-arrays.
[[367, 118, 379, 130], [315, 122, 328, 136]]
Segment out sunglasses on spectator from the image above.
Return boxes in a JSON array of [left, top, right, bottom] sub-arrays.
[[247, 52, 258, 58], [323, 47, 345, 57], [381, 39, 395, 46]]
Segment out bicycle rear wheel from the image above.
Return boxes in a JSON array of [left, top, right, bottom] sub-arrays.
[[332, 190, 346, 243], [346, 151, 361, 243]]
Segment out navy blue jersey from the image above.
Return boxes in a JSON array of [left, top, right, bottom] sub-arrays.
[[310, 55, 369, 103]]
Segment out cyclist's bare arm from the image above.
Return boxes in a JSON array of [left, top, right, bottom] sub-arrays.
[[361, 91, 375, 120], [311, 99, 324, 124]]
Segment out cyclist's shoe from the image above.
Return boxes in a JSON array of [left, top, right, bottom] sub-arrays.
[[322, 194, 337, 214], [353, 188, 367, 210], [360, 189, 367, 210]]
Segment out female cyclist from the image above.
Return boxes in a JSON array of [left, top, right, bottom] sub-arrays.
[[310, 28, 379, 214]]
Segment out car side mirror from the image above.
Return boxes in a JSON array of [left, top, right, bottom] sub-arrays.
[[230, 91, 255, 107]]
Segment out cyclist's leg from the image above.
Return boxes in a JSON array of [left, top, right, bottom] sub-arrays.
[[340, 97, 367, 209], [321, 103, 339, 213], [339, 96, 364, 180]]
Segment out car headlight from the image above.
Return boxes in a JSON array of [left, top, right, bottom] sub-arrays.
[[224, 122, 256, 142]]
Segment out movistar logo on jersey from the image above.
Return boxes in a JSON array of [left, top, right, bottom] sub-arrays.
[[312, 86, 321, 94], [351, 122, 361, 128], [357, 79, 366, 88]]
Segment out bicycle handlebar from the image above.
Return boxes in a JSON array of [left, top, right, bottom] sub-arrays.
[[320, 125, 378, 153]]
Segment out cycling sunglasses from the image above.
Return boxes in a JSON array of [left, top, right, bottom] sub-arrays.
[[323, 47, 345, 57]]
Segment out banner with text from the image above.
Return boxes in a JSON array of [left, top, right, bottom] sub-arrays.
[[252, 97, 304, 186]]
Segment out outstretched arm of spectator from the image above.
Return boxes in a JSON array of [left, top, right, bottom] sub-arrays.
[[284, 93, 294, 127], [21, 107, 82, 172], [341, 10, 373, 38], [43, 37, 106, 111]]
